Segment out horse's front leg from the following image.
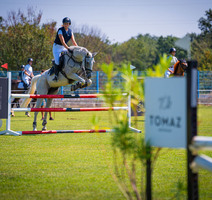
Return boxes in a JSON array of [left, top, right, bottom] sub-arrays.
[[70, 78, 92, 91], [85, 78, 92, 87], [42, 98, 53, 131], [33, 99, 43, 131]]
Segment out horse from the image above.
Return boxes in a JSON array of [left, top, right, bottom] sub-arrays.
[[21, 46, 97, 131], [173, 59, 188, 76]]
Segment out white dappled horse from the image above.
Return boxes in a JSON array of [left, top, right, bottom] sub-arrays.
[[21, 46, 97, 131]]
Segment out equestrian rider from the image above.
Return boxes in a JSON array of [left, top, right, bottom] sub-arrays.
[[164, 48, 178, 78], [53, 17, 78, 81], [23, 58, 34, 89]]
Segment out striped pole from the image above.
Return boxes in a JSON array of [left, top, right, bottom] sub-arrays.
[[11, 94, 103, 99], [11, 93, 128, 99], [12, 107, 128, 112], [20, 129, 112, 135]]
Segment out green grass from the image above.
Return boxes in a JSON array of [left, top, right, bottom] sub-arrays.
[[0, 106, 212, 199]]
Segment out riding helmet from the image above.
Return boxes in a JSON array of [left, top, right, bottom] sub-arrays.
[[27, 58, 33, 63], [62, 17, 71, 25], [20, 65, 25, 68], [169, 48, 176, 53]]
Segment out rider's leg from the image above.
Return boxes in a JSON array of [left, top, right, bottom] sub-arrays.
[[53, 63, 60, 81], [52, 44, 66, 81], [164, 70, 171, 78]]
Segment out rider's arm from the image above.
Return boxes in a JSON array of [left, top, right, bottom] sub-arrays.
[[59, 34, 69, 50], [24, 67, 34, 78], [24, 70, 31, 77], [71, 34, 78, 46]]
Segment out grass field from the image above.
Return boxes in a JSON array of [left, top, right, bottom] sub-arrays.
[[0, 106, 212, 200]]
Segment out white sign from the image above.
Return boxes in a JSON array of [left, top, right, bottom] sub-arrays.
[[145, 78, 187, 148], [175, 34, 191, 51], [130, 65, 136, 70]]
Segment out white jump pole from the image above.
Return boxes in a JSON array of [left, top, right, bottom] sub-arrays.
[[190, 155, 212, 173], [190, 136, 212, 152], [128, 93, 141, 133], [0, 72, 20, 136]]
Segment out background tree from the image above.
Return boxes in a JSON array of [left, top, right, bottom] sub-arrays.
[[0, 8, 57, 71], [73, 24, 112, 70], [0, 7, 211, 72], [112, 34, 158, 71], [156, 36, 187, 63], [191, 8, 212, 70]]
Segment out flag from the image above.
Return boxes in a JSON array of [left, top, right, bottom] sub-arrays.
[[1, 63, 8, 70]]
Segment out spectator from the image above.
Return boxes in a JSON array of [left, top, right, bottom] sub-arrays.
[[23, 58, 34, 90], [40, 99, 54, 121]]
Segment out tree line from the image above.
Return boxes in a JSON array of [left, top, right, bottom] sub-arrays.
[[0, 8, 211, 71]]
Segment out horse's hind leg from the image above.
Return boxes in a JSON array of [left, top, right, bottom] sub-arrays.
[[33, 98, 43, 131], [42, 88, 59, 131], [42, 98, 53, 131]]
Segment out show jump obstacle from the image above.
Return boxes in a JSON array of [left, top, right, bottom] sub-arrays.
[[0, 72, 141, 136]]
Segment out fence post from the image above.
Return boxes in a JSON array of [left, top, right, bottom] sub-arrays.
[[187, 61, 198, 200]]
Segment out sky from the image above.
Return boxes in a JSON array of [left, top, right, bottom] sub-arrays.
[[0, 0, 211, 43]]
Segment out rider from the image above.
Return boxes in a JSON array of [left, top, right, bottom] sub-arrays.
[[164, 48, 178, 78], [23, 58, 34, 89], [53, 17, 78, 81]]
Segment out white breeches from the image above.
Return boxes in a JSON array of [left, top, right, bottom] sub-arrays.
[[23, 77, 30, 86], [53, 43, 67, 65], [164, 70, 172, 78]]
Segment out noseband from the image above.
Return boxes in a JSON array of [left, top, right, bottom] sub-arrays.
[[84, 56, 94, 79]]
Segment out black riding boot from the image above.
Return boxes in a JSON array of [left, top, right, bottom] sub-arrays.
[[53, 64, 60, 81]]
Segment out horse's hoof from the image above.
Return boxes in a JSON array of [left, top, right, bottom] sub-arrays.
[[33, 128, 37, 131], [25, 112, 31, 117], [42, 127, 47, 131]]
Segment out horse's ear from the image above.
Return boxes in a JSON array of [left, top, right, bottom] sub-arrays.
[[92, 52, 98, 57]]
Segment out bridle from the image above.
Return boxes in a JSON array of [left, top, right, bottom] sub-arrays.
[[180, 62, 188, 72], [60, 51, 94, 83]]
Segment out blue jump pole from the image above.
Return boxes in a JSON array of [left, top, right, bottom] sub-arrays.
[[61, 86, 64, 100], [96, 71, 99, 93]]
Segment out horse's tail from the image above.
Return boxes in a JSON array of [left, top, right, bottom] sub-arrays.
[[20, 75, 41, 108]]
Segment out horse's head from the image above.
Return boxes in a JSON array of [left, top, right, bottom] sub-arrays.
[[179, 59, 188, 72], [84, 51, 98, 79]]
